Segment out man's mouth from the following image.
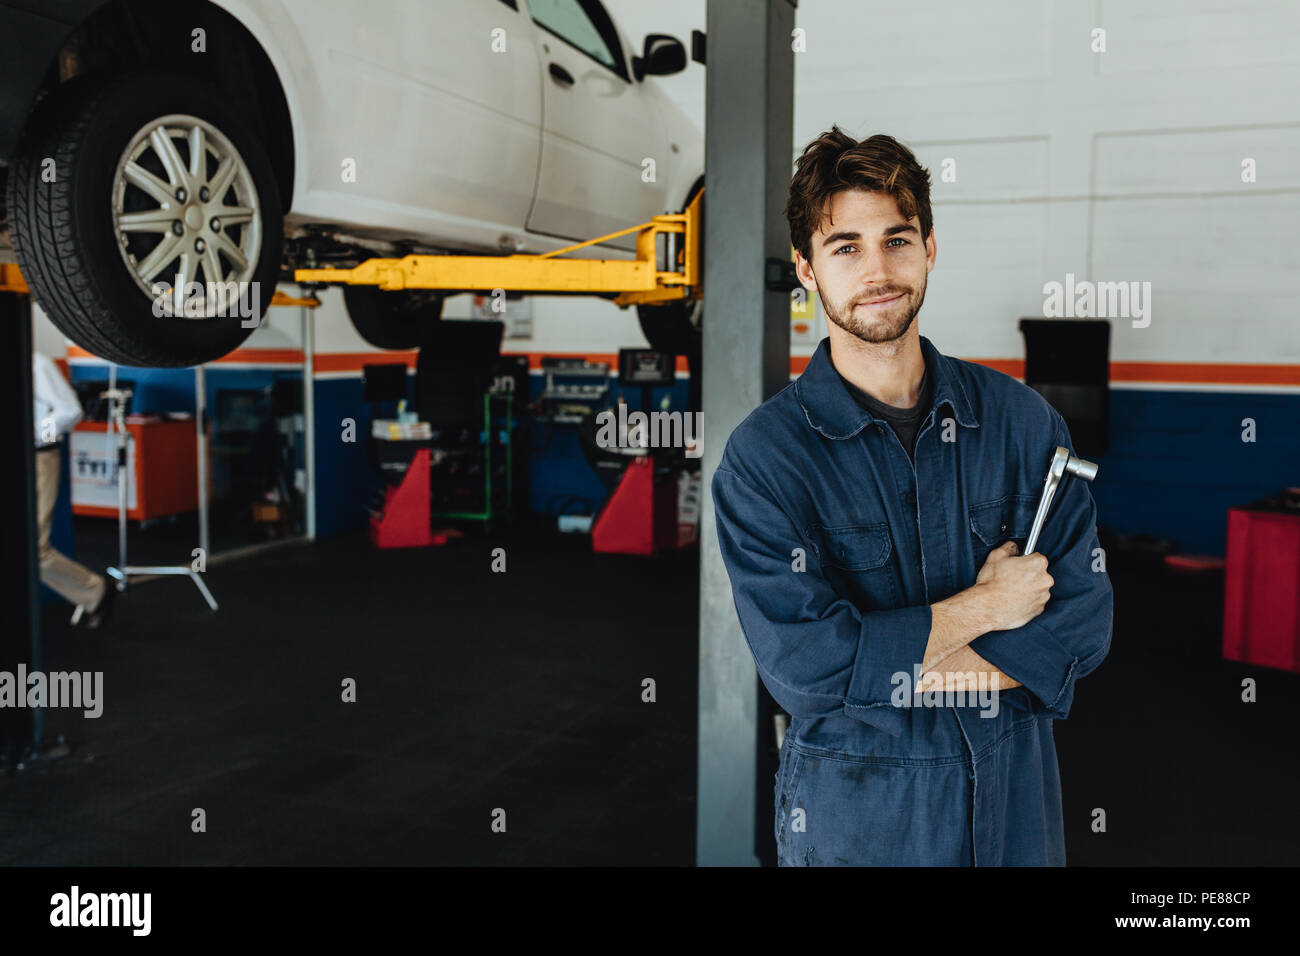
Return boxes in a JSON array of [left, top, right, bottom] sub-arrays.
[[858, 292, 904, 307]]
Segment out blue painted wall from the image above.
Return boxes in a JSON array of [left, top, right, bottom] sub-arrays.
[[311, 376, 387, 538], [1089, 388, 1300, 556], [67, 364, 297, 417]]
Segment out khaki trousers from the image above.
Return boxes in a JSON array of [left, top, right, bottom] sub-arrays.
[[35, 446, 105, 610]]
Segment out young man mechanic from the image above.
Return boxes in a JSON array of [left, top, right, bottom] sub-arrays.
[[711, 127, 1113, 866]]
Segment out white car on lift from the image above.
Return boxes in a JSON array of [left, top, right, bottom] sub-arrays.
[[1, 0, 704, 366]]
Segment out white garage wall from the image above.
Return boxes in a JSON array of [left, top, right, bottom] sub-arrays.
[[30, 301, 68, 358], [789, 0, 1300, 367]]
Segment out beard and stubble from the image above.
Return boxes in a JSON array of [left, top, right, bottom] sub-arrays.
[[814, 270, 928, 346]]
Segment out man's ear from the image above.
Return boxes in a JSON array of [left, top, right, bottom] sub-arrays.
[[794, 249, 818, 294]]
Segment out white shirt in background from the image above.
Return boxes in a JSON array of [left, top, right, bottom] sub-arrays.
[[32, 352, 84, 449]]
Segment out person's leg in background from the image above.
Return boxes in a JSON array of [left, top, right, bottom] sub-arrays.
[[35, 445, 109, 625]]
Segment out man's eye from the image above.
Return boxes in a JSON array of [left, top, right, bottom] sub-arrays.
[[887, 237, 908, 247], [833, 244, 856, 255]]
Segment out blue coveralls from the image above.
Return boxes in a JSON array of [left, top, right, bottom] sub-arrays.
[[711, 334, 1114, 866]]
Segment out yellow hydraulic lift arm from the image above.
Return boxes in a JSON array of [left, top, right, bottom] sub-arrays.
[[0, 263, 30, 294], [293, 190, 702, 306]]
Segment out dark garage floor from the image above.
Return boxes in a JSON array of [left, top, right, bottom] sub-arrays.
[[2, 518, 1297, 865]]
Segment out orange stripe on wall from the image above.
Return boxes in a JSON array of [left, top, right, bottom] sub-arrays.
[[973, 358, 1024, 376], [210, 348, 305, 364], [1110, 361, 1300, 386], [964, 358, 1300, 386], [314, 351, 418, 372], [67, 345, 307, 364], [794, 354, 1300, 385]]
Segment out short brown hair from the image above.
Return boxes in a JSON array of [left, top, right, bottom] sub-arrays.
[[785, 126, 933, 262]]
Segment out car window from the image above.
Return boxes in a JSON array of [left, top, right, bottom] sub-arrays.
[[526, 0, 626, 79]]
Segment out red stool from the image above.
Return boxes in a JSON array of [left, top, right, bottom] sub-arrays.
[[1163, 554, 1225, 573]]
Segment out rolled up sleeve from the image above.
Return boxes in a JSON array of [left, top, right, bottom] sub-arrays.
[[712, 464, 932, 737], [968, 416, 1114, 719]]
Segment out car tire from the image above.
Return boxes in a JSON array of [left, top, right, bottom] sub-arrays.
[[6, 70, 283, 367], [635, 179, 704, 358], [342, 286, 445, 350]]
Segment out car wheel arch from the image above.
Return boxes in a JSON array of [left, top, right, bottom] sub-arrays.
[[27, 0, 298, 215]]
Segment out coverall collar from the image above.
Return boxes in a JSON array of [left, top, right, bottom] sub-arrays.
[[795, 333, 980, 441]]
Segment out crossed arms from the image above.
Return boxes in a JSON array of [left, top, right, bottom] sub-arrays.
[[712, 421, 1113, 735]]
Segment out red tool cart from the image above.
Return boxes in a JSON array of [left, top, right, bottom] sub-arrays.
[[1223, 503, 1300, 673], [70, 417, 197, 521]]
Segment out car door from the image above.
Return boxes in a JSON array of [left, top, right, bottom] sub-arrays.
[[522, 0, 670, 249], [281, 0, 543, 243]]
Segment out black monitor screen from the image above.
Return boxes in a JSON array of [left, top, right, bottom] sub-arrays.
[[363, 364, 410, 402], [619, 349, 675, 385]]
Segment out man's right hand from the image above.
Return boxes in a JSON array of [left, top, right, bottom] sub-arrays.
[[971, 541, 1054, 631], [922, 541, 1056, 673]]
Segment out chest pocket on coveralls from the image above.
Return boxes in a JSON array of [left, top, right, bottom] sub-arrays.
[[968, 493, 1040, 573], [809, 521, 899, 610]]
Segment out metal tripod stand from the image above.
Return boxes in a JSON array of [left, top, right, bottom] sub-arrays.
[[92, 367, 218, 613]]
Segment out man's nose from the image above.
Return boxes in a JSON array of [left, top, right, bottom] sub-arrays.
[[856, 247, 894, 290]]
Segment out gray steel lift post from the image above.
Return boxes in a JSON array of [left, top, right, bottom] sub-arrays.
[[3, 292, 44, 761], [697, 0, 796, 866]]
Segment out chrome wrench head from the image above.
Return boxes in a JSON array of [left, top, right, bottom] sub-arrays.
[[1022, 445, 1098, 555]]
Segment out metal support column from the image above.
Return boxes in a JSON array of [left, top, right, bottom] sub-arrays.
[[301, 295, 317, 541], [196, 364, 210, 556], [2, 292, 43, 761], [697, 0, 796, 865]]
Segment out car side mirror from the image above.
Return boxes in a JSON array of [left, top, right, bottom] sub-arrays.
[[633, 34, 687, 81]]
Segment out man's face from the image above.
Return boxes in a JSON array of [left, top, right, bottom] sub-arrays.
[[794, 188, 936, 344]]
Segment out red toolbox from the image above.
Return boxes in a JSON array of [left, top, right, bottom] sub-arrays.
[[1223, 507, 1300, 673]]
